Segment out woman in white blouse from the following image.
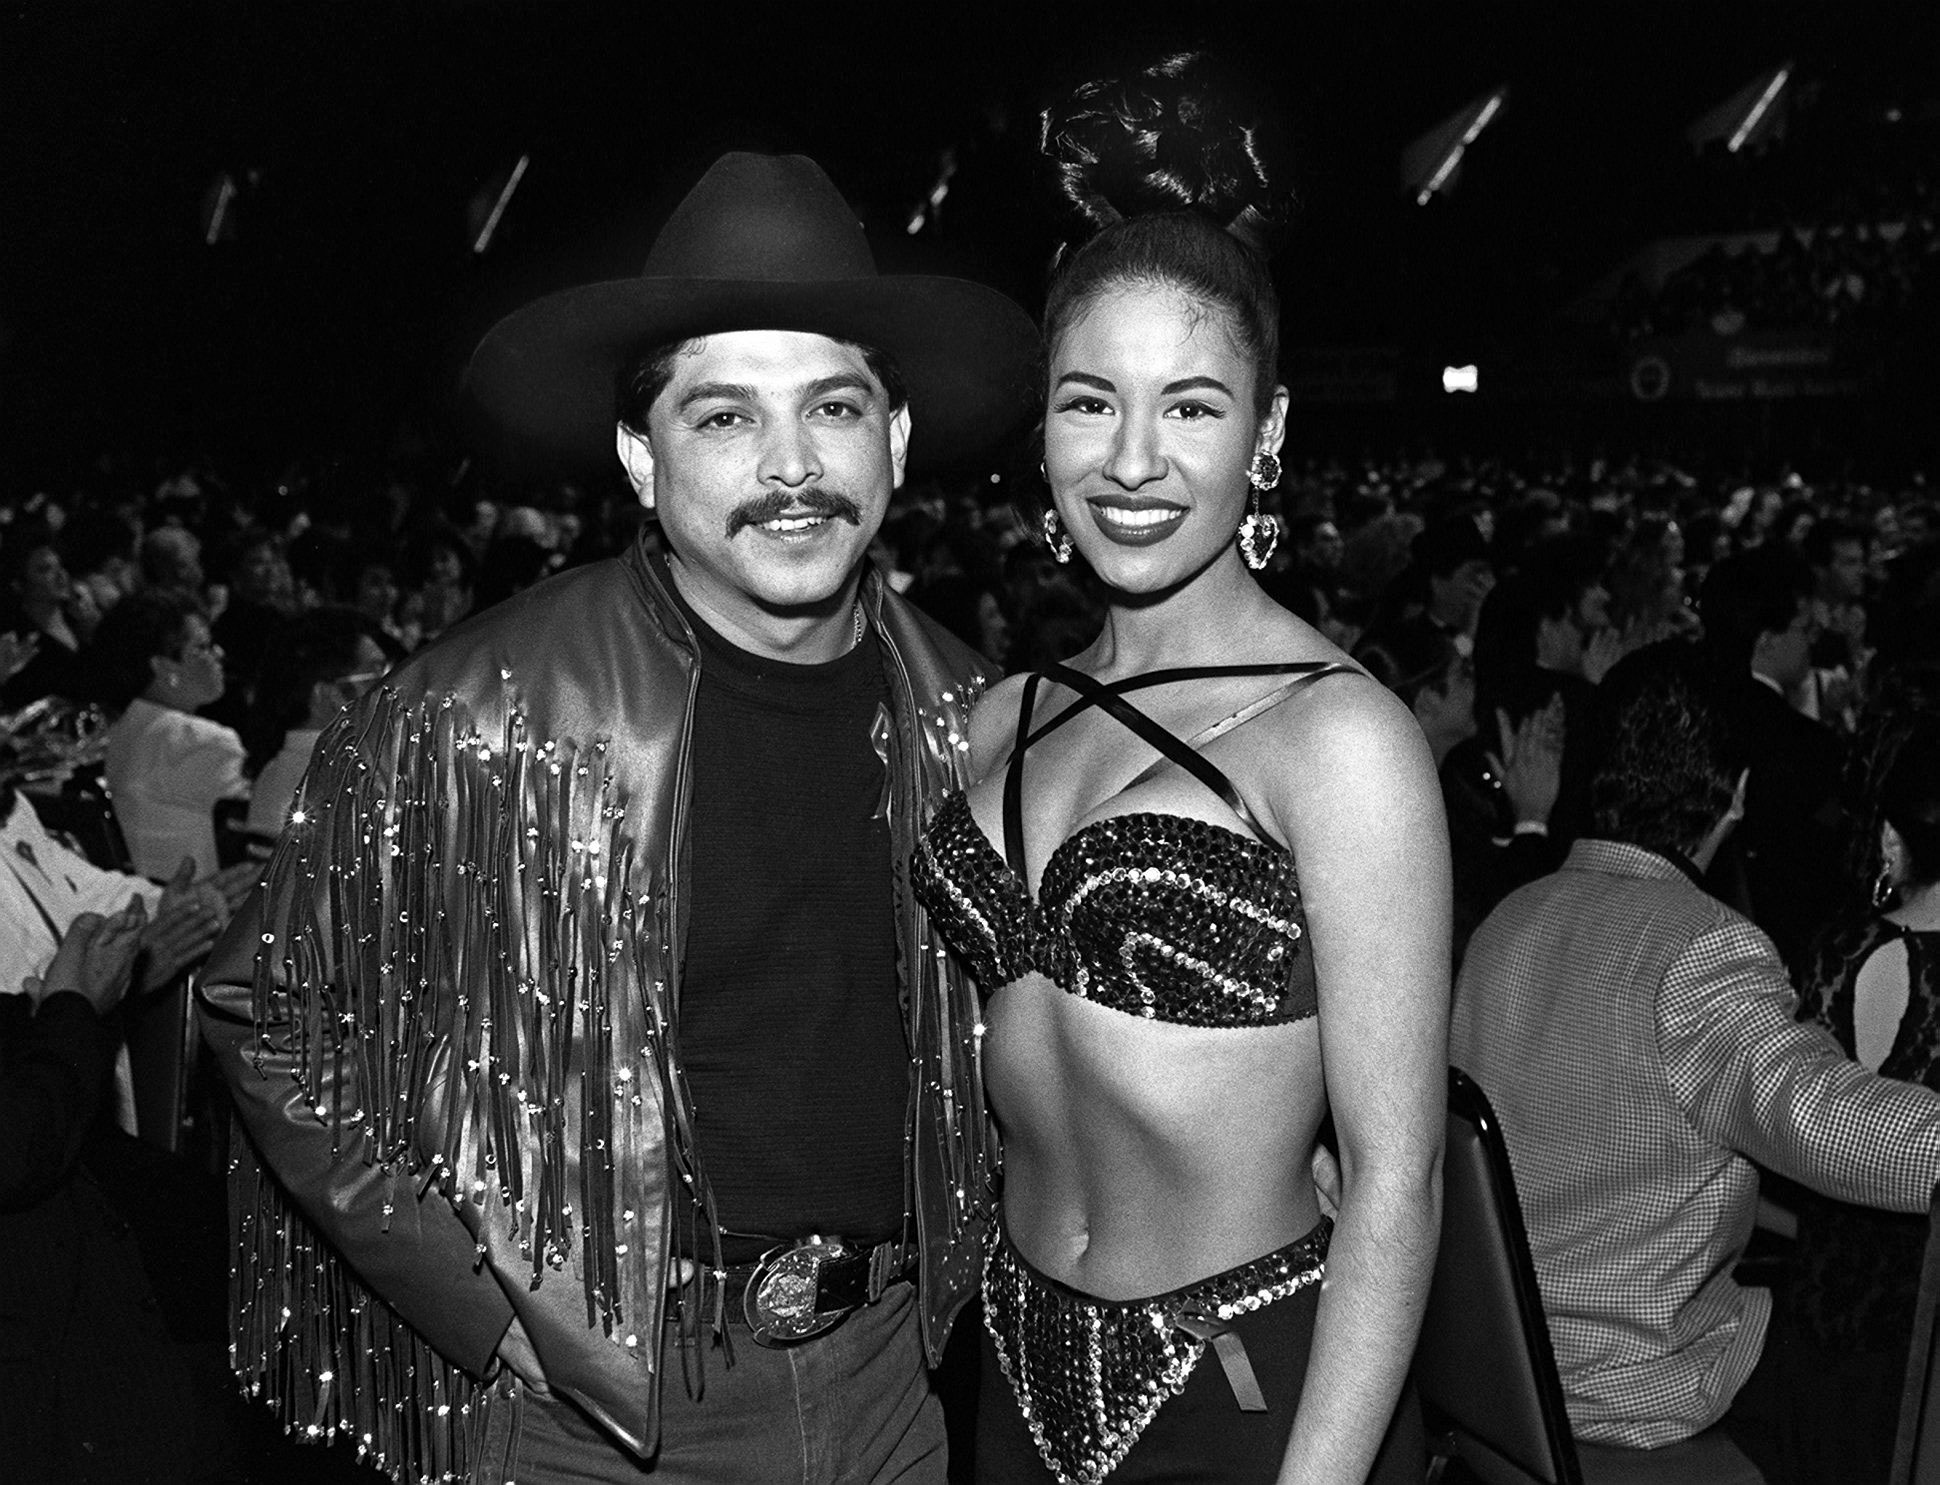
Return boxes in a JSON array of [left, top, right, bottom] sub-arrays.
[[97, 591, 249, 881]]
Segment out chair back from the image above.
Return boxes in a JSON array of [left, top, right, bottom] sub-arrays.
[[213, 795, 274, 869], [1893, 1182, 1940, 1485], [1416, 1066, 1582, 1485], [27, 762, 134, 874]]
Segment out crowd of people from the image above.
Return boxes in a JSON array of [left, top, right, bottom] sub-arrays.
[[1608, 213, 1938, 342], [1596, 60, 1940, 343]]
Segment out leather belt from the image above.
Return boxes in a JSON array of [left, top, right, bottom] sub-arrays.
[[716, 1235, 915, 1347]]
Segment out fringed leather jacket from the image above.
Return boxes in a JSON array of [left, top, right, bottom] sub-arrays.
[[198, 540, 996, 1480]]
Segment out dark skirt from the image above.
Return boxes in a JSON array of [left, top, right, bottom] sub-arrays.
[[975, 1232, 1424, 1484]]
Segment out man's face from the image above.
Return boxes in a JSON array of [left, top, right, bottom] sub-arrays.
[[1759, 599, 1819, 691], [1821, 539, 1867, 602], [620, 331, 908, 642]]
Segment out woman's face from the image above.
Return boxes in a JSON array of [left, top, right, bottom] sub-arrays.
[[1043, 282, 1284, 595], [16, 546, 71, 608], [157, 616, 226, 710]]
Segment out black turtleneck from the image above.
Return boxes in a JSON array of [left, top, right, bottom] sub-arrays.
[[658, 556, 906, 1262]]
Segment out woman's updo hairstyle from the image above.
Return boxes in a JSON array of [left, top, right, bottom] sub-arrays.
[[1040, 52, 1292, 416]]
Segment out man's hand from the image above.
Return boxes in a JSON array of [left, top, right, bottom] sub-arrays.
[[496, 1316, 550, 1394], [1582, 625, 1628, 686], [138, 857, 223, 994], [25, 899, 148, 1013], [1488, 701, 1564, 829]]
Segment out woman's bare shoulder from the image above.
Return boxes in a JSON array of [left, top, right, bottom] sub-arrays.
[[964, 671, 1034, 784], [1241, 668, 1441, 841]]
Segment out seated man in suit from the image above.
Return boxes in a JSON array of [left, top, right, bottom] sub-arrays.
[[1451, 641, 1940, 1479]]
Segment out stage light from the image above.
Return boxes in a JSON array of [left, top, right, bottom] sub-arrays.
[[1443, 365, 1479, 394], [905, 150, 958, 236], [1687, 64, 1792, 154], [471, 154, 530, 255], [1728, 68, 1790, 153], [1405, 89, 1508, 206], [201, 173, 238, 245]]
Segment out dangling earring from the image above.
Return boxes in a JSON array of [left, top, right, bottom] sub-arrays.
[[1873, 859, 1897, 910], [1041, 509, 1074, 565], [1874, 833, 1904, 909], [1237, 488, 1279, 571], [1239, 450, 1282, 571]]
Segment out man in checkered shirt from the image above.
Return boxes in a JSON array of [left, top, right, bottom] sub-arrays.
[[1451, 641, 1940, 1468]]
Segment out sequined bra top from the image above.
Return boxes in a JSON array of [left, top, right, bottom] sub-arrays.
[[912, 661, 1353, 1028]]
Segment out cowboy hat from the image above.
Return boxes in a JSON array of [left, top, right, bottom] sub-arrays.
[[464, 152, 1040, 468]]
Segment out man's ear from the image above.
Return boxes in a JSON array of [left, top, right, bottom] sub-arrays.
[[616, 425, 656, 510], [889, 406, 912, 492]]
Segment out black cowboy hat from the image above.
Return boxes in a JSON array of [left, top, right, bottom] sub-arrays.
[[464, 152, 1041, 469]]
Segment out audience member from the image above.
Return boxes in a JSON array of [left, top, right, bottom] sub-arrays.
[[138, 526, 205, 606], [1361, 619, 1563, 962], [1700, 546, 1847, 962], [246, 608, 388, 837], [1468, 535, 1615, 847], [59, 509, 142, 620], [1451, 641, 1940, 1477], [1366, 511, 1495, 657], [94, 592, 250, 880], [0, 524, 92, 709], [1787, 699, 1940, 1479], [0, 904, 202, 1483]]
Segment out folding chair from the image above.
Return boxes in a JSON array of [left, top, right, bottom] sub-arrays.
[[1416, 1067, 1764, 1485], [1891, 1181, 1940, 1485]]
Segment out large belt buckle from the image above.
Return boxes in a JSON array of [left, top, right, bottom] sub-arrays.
[[744, 1235, 852, 1347]]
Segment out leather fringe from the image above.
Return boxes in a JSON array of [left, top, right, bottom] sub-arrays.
[[238, 680, 719, 1467], [231, 1137, 492, 1482]]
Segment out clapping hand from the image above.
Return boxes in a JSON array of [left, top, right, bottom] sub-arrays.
[[1488, 700, 1565, 830], [1582, 626, 1629, 686], [23, 899, 148, 1013], [137, 858, 225, 994]]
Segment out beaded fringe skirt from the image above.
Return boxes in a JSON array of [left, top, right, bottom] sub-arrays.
[[982, 1218, 1331, 1485]]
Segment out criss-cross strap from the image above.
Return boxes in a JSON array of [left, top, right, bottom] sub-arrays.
[[1001, 660, 1353, 878], [1116, 663, 1359, 809], [1002, 671, 1048, 878]]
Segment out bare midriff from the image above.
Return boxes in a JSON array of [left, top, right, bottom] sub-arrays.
[[985, 971, 1325, 1301]]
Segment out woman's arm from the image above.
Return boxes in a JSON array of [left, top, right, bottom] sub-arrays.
[[1259, 678, 1450, 1483]]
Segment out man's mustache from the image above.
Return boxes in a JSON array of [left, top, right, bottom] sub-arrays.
[[725, 488, 865, 538]]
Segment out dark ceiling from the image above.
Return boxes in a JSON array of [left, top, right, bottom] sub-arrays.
[[2, 1, 1934, 477]]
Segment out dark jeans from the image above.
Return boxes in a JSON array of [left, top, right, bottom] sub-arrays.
[[479, 1280, 945, 1483]]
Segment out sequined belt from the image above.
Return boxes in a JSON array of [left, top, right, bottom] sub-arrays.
[[983, 1217, 1331, 1485]]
